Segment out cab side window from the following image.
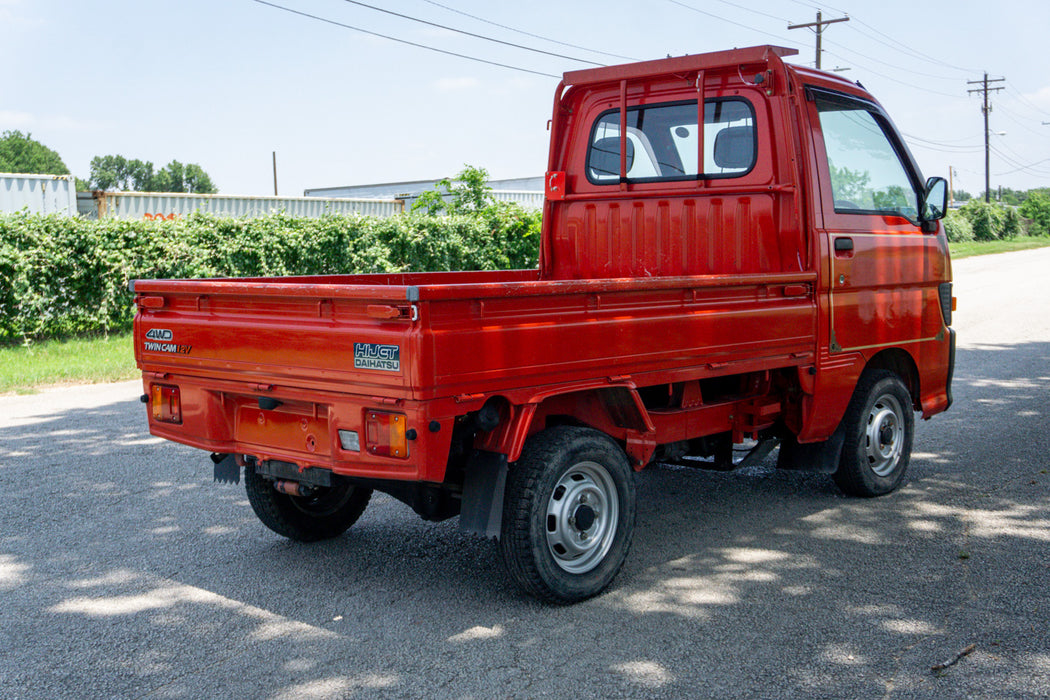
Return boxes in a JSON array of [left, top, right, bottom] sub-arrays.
[[815, 94, 919, 220]]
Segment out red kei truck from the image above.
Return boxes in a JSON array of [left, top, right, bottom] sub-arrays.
[[133, 45, 955, 603]]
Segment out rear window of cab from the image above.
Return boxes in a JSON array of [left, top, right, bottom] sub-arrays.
[[586, 98, 756, 184]]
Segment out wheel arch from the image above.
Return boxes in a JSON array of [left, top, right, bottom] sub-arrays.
[[478, 382, 655, 464], [865, 347, 921, 409]]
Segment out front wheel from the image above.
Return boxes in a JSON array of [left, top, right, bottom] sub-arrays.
[[499, 426, 636, 603], [834, 370, 914, 497], [245, 469, 372, 542]]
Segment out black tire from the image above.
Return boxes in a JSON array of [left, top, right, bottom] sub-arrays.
[[499, 426, 636, 604], [833, 370, 914, 497], [244, 469, 372, 542]]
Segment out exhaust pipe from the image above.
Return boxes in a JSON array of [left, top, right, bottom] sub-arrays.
[[273, 480, 311, 497]]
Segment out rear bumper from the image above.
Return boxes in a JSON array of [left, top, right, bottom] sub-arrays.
[[142, 373, 456, 483]]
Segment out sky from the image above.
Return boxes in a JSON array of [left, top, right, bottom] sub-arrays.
[[3, 0, 1049, 198]]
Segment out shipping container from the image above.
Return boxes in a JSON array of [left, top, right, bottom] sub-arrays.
[[305, 176, 545, 209], [0, 173, 77, 215], [81, 191, 403, 220], [398, 190, 545, 211]]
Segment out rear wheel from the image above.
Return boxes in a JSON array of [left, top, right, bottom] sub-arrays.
[[500, 426, 636, 603], [833, 370, 914, 497], [245, 469, 372, 542]]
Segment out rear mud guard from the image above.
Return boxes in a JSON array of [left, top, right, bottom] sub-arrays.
[[776, 423, 846, 474], [459, 450, 508, 539], [212, 453, 240, 484]]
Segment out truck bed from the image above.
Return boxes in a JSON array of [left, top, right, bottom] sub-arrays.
[[133, 268, 817, 403]]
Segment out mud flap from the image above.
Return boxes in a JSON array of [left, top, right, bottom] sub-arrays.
[[211, 453, 240, 484], [776, 423, 846, 474], [459, 450, 508, 540]]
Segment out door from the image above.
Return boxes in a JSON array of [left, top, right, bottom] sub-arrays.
[[807, 89, 947, 354]]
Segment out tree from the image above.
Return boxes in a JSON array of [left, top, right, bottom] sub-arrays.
[[151, 160, 217, 194], [0, 130, 70, 175], [943, 210, 974, 242], [958, 199, 1006, 241], [1019, 191, 1050, 236], [952, 189, 972, 202], [411, 165, 493, 215], [88, 155, 217, 193], [828, 163, 871, 203], [88, 155, 155, 191]]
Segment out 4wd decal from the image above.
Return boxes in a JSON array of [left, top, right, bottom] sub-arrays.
[[143, 328, 191, 354], [354, 342, 400, 371]]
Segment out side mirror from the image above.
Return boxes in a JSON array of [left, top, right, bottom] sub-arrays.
[[921, 176, 948, 230]]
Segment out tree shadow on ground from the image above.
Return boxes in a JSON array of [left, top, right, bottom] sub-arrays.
[[1, 343, 1048, 698]]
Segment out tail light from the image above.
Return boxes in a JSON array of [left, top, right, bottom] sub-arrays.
[[151, 384, 182, 424], [365, 411, 408, 458]]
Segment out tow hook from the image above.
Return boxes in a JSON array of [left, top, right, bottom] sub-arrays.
[[273, 480, 313, 498]]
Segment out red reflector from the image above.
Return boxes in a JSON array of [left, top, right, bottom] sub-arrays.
[[545, 171, 566, 200], [139, 296, 165, 309], [150, 384, 182, 424], [365, 411, 408, 458]]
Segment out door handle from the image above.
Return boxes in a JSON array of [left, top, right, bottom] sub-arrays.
[[834, 237, 854, 252]]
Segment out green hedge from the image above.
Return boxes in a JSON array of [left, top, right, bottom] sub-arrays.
[[0, 206, 541, 343]]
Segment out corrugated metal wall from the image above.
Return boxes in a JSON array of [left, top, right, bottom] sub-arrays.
[[83, 192, 403, 220], [0, 174, 77, 215], [398, 190, 545, 211]]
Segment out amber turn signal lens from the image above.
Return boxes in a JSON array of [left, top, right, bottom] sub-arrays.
[[365, 411, 408, 458], [150, 384, 182, 424]]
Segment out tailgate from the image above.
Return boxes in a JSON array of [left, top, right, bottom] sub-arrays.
[[132, 278, 421, 396]]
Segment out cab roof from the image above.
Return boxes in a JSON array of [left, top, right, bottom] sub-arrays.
[[563, 45, 799, 87]]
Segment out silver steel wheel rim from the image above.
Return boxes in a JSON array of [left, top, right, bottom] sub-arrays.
[[545, 461, 619, 574], [865, 393, 904, 477]]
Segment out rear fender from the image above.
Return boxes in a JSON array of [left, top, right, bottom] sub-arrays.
[[460, 383, 654, 539], [475, 382, 655, 465]]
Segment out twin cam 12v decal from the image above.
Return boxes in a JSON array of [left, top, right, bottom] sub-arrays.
[[354, 342, 400, 371], [143, 328, 192, 355]]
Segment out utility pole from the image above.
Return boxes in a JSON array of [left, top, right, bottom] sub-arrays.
[[967, 73, 1005, 203], [788, 10, 850, 70], [272, 151, 278, 197]]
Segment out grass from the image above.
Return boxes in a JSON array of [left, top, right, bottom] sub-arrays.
[[3, 235, 1049, 394], [0, 332, 138, 394], [949, 236, 1050, 259]]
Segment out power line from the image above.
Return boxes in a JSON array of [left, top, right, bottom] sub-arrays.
[[665, 0, 802, 48], [994, 108, 1049, 138], [996, 102, 1050, 137], [991, 134, 1050, 169], [821, 49, 961, 99], [336, 0, 603, 66], [1005, 82, 1050, 119], [704, 0, 789, 24], [417, 0, 638, 63], [820, 37, 960, 82], [902, 131, 984, 146], [989, 146, 1050, 177], [250, 0, 560, 78], [846, 18, 977, 74], [782, 0, 849, 16]]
